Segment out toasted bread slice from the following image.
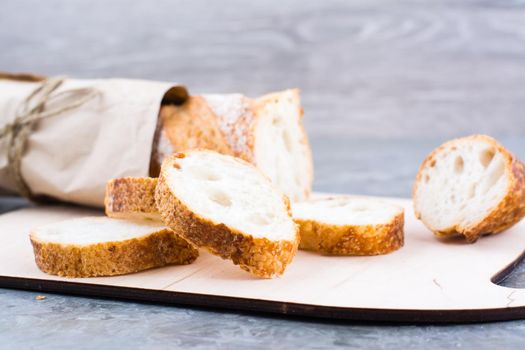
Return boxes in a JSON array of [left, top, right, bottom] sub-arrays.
[[30, 217, 198, 277], [105, 177, 160, 221], [152, 89, 313, 201], [155, 150, 299, 278], [413, 135, 525, 242], [292, 195, 404, 255]]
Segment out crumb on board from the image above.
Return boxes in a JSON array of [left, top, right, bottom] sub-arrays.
[[35, 295, 46, 301]]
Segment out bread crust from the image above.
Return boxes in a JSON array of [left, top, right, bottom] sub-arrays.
[[30, 228, 198, 278], [154, 152, 299, 278], [296, 211, 404, 255], [153, 90, 313, 200], [155, 95, 254, 166], [413, 134, 525, 242], [105, 177, 161, 221]]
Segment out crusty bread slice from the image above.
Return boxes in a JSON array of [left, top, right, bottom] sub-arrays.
[[155, 150, 299, 278], [105, 177, 160, 221], [30, 217, 198, 277], [413, 134, 525, 242], [151, 89, 313, 201], [292, 195, 404, 255]]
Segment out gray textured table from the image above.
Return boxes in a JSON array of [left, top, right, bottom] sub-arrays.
[[2, 0, 525, 348]]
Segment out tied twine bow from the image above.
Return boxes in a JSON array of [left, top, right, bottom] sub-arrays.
[[0, 76, 99, 199]]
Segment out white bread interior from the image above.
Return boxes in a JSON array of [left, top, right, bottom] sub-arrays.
[[31, 216, 169, 245], [253, 89, 313, 202], [202, 89, 313, 202], [293, 195, 403, 226], [163, 151, 296, 241]]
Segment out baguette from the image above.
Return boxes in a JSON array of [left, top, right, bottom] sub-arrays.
[[413, 134, 525, 242], [154, 150, 299, 278], [105, 177, 160, 221], [152, 89, 313, 201], [30, 217, 198, 277], [292, 196, 404, 255]]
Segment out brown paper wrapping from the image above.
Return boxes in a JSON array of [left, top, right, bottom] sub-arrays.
[[0, 76, 188, 207]]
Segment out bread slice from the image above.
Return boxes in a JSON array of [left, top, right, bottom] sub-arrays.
[[154, 150, 299, 278], [292, 195, 404, 255], [152, 89, 313, 201], [252, 89, 313, 202], [30, 217, 198, 277], [105, 177, 160, 221], [413, 134, 525, 242]]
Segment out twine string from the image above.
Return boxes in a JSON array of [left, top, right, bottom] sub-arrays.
[[0, 76, 99, 198]]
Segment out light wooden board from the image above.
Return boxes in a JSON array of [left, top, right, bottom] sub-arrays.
[[1, 197, 525, 323]]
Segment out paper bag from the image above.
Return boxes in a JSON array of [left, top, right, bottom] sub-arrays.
[[0, 74, 188, 207]]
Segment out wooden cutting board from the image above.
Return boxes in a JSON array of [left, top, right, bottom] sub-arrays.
[[1, 197, 525, 323]]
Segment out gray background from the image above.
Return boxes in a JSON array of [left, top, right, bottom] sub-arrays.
[[2, 0, 525, 348]]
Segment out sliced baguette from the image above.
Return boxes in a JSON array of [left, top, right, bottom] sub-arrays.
[[105, 177, 160, 221], [251, 89, 313, 202], [154, 150, 299, 278], [30, 217, 198, 277], [413, 134, 525, 242], [292, 196, 404, 255], [152, 89, 313, 201]]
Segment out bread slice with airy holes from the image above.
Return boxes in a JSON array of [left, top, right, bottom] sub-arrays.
[[292, 195, 404, 255], [105, 177, 160, 221], [154, 150, 299, 278], [152, 89, 313, 201], [30, 217, 198, 277], [413, 135, 525, 242]]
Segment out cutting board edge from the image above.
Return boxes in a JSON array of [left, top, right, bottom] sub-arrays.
[[2, 275, 524, 324]]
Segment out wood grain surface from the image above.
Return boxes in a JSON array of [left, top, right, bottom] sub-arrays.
[[1, 0, 525, 140]]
